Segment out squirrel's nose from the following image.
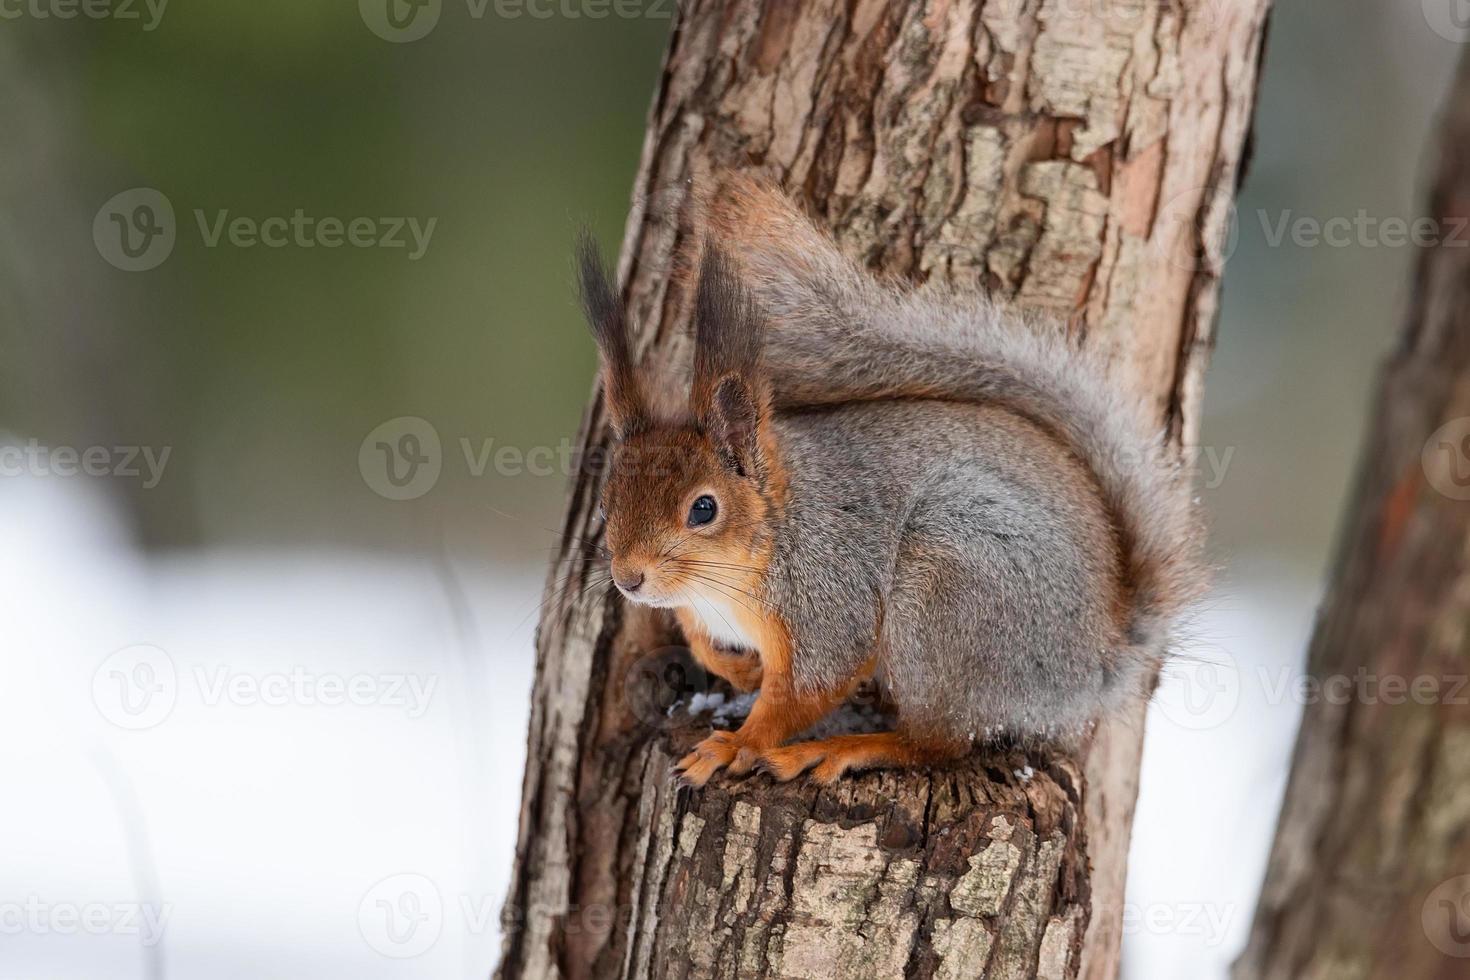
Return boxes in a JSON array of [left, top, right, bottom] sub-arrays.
[[615, 571, 645, 594]]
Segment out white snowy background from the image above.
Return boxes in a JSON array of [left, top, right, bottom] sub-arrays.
[[2, 468, 1315, 980]]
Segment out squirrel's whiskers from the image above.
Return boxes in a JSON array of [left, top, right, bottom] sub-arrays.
[[574, 176, 1206, 787]]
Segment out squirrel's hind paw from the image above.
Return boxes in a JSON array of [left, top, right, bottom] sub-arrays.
[[759, 733, 968, 784], [755, 743, 826, 782]]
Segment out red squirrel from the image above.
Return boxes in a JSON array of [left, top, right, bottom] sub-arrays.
[[576, 176, 1206, 786]]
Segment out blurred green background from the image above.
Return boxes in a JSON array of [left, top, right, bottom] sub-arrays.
[[0, 0, 1458, 586], [2, 3, 668, 556]]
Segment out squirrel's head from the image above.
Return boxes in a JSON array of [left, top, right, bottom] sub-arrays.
[[577, 235, 778, 609]]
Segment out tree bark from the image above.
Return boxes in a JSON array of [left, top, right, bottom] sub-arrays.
[[1235, 49, 1470, 980], [499, 2, 1270, 977]]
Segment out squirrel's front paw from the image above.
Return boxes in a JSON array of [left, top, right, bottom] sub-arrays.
[[674, 731, 752, 787]]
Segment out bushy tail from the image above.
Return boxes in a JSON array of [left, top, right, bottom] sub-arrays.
[[697, 175, 1208, 648]]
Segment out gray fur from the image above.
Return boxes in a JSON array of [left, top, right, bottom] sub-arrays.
[[719, 188, 1208, 742], [767, 401, 1131, 741]]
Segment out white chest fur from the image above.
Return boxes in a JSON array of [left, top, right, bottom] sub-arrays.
[[683, 589, 759, 651]]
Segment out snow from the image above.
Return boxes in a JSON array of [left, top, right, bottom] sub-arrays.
[[0, 475, 536, 980], [1, 472, 1311, 979]]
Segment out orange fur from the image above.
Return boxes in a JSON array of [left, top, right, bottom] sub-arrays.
[[590, 202, 957, 787], [674, 607, 764, 692], [675, 615, 848, 787], [667, 473, 786, 696], [758, 732, 969, 785], [694, 173, 835, 283]]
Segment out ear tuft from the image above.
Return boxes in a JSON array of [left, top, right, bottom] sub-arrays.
[[575, 230, 648, 437], [574, 229, 619, 347], [691, 241, 764, 418]]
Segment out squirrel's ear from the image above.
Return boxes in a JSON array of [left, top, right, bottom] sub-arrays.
[[708, 375, 765, 478], [690, 241, 763, 419], [576, 231, 649, 438]]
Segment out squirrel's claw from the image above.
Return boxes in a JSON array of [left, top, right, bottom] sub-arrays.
[[674, 731, 742, 787], [726, 746, 760, 777], [755, 744, 823, 782]]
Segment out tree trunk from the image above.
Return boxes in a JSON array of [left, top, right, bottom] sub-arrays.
[[499, 1, 1270, 977], [1235, 48, 1470, 980]]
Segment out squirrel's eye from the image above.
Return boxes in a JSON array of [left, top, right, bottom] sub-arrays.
[[687, 495, 717, 528]]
